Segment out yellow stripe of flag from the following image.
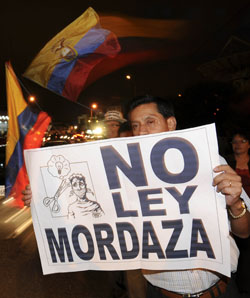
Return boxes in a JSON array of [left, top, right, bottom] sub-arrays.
[[5, 62, 27, 165], [23, 7, 99, 88]]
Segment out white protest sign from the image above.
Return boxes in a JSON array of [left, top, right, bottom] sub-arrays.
[[24, 124, 230, 276]]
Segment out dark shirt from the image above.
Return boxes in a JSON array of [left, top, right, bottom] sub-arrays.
[[225, 154, 250, 197]]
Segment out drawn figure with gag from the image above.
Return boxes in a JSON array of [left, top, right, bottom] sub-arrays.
[[43, 155, 103, 218], [67, 173, 104, 219]]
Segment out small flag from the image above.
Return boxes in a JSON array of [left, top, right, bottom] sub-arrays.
[[23, 7, 121, 102], [5, 62, 51, 207]]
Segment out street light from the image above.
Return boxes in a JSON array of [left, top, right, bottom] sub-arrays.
[[90, 102, 98, 118], [125, 74, 136, 97], [28, 95, 36, 102]]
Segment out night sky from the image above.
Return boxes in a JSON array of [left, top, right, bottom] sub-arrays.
[[1, 1, 250, 128]]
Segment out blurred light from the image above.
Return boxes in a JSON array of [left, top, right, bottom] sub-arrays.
[[74, 125, 78, 129], [91, 103, 98, 109], [0, 116, 9, 120], [72, 133, 85, 140], [28, 95, 36, 102], [11, 218, 33, 238], [216, 108, 220, 111], [126, 75, 131, 80], [2, 196, 14, 205], [4, 206, 28, 223], [178, 93, 182, 97], [93, 127, 103, 134]]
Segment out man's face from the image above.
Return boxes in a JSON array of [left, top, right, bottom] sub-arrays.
[[105, 121, 120, 138], [130, 102, 176, 136]]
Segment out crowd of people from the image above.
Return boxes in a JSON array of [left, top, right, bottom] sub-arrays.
[[22, 95, 250, 298]]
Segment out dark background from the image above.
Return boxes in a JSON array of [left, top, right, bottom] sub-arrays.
[[1, 0, 250, 132]]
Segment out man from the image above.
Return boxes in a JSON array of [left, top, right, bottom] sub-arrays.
[[126, 94, 250, 298], [23, 95, 250, 297], [104, 110, 127, 139]]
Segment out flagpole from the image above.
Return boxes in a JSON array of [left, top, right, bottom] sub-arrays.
[[20, 74, 92, 113], [6, 62, 91, 114], [17, 77, 44, 111]]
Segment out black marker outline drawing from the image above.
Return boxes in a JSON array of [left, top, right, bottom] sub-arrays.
[[43, 155, 71, 213], [67, 173, 104, 219], [42, 155, 104, 218]]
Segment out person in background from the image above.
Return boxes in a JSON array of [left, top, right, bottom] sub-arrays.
[[118, 121, 133, 137], [225, 130, 250, 296], [103, 109, 129, 297], [104, 110, 127, 139], [226, 130, 250, 197], [126, 95, 250, 298]]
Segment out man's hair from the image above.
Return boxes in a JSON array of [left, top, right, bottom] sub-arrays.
[[69, 173, 86, 186], [126, 95, 175, 119]]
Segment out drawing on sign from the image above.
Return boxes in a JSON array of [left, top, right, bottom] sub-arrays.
[[41, 155, 104, 219], [67, 173, 104, 218]]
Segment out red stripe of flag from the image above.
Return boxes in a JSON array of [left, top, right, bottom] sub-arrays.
[[10, 111, 51, 208]]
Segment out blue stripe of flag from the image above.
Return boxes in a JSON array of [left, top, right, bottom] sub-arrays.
[[47, 28, 110, 95], [5, 108, 38, 197]]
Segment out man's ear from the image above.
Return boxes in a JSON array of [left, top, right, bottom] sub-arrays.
[[166, 116, 177, 131]]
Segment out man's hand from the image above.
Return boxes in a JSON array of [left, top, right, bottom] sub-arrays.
[[22, 184, 32, 207], [213, 164, 242, 207]]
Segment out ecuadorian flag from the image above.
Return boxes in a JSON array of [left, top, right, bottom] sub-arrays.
[[5, 62, 51, 207], [23, 7, 121, 102]]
